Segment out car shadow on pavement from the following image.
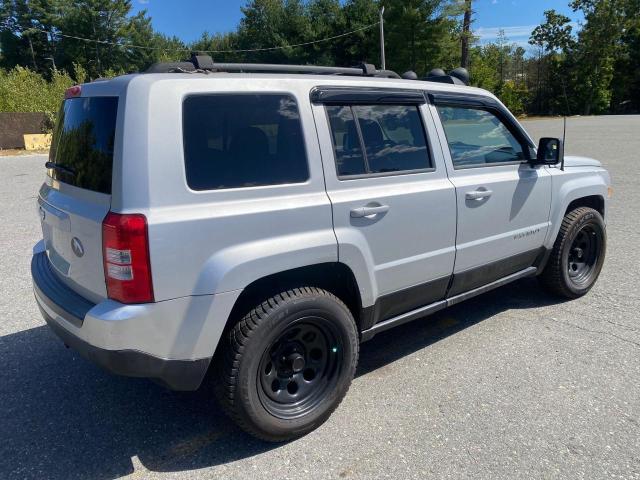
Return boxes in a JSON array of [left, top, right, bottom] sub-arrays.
[[1, 279, 564, 479], [357, 278, 566, 377]]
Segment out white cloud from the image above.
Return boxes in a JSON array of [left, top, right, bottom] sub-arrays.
[[138, 0, 149, 4], [474, 25, 537, 41], [474, 22, 579, 50]]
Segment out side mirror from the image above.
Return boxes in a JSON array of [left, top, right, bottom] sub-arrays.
[[535, 137, 563, 165]]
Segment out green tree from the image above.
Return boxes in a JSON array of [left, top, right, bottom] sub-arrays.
[[380, 0, 460, 76], [236, 0, 312, 64], [528, 10, 575, 114], [0, 0, 62, 72], [530, 9, 574, 52], [570, 0, 628, 114], [326, 0, 379, 67], [610, 0, 640, 111], [52, 0, 157, 77]]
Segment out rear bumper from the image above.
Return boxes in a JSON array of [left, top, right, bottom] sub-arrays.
[[31, 251, 216, 390], [39, 307, 210, 390]]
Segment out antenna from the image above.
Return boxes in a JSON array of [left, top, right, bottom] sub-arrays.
[[560, 77, 570, 171], [379, 7, 386, 70]]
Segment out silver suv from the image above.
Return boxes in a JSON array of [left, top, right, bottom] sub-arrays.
[[32, 58, 610, 441]]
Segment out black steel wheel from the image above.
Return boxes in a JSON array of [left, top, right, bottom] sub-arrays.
[[566, 223, 603, 288], [258, 318, 343, 419], [215, 287, 358, 442], [539, 206, 606, 298]]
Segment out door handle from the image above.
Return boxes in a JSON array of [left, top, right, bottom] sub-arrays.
[[350, 204, 390, 218], [465, 189, 493, 200]]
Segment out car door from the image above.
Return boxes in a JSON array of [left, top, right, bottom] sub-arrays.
[[311, 87, 457, 326], [429, 92, 552, 296]]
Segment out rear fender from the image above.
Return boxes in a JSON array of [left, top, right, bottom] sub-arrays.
[[193, 230, 338, 295]]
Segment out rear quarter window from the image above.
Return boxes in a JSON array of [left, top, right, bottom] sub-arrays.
[[182, 94, 309, 190]]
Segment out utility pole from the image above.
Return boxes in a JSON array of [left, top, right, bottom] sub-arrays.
[[379, 7, 385, 70]]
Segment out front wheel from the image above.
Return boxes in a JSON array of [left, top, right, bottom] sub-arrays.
[[539, 207, 606, 298], [215, 287, 359, 442]]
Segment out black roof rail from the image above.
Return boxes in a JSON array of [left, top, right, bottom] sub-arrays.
[[145, 54, 401, 79], [145, 61, 196, 73]]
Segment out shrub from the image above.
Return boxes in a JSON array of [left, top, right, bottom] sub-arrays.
[[0, 66, 76, 130], [499, 80, 529, 116]]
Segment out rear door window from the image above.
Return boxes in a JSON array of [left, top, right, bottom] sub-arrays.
[[48, 97, 118, 194], [182, 94, 309, 190], [326, 104, 431, 177], [325, 105, 367, 176]]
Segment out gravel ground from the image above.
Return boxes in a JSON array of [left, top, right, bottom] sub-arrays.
[[1, 115, 639, 480]]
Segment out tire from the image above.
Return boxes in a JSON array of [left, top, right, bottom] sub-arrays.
[[215, 287, 359, 442], [539, 207, 606, 299]]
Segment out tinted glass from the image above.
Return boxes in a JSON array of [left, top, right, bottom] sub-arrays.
[[183, 94, 309, 190], [353, 105, 430, 174], [326, 106, 367, 176], [436, 106, 525, 167], [48, 97, 118, 194]]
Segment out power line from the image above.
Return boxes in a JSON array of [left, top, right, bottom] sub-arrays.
[[42, 22, 380, 54]]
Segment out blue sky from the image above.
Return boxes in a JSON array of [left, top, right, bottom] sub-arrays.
[[131, 0, 582, 50]]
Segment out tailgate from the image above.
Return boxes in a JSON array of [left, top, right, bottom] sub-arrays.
[[38, 184, 110, 302], [39, 95, 118, 303]]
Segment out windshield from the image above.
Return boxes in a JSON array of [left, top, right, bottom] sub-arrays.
[[48, 96, 118, 194]]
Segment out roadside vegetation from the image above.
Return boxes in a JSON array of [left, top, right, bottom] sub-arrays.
[[0, 0, 638, 122]]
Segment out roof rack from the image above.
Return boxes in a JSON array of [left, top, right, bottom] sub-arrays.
[[423, 67, 470, 86], [145, 54, 401, 79]]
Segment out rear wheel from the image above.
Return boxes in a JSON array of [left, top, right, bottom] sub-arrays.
[[215, 287, 359, 442], [539, 207, 606, 298]]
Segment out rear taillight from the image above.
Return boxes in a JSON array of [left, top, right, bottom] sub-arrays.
[[102, 212, 154, 304], [65, 85, 81, 99]]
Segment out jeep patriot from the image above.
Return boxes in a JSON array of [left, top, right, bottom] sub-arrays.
[[32, 58, 610, 441]]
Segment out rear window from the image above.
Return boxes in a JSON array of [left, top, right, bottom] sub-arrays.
[[182, 94, 309, 190], [48, 97, 118, 194]]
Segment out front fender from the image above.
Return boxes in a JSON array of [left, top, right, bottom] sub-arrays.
[[544, 168, 609, 249]]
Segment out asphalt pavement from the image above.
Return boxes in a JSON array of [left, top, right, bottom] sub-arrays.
[[1, 115, 639, 479]]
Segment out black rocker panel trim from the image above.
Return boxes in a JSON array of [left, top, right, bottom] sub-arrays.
[[447, 248, 543, 297], [360, 275, 450, 330], [360, 266, 538, 342], [358, 248, 546, 333], [377, 275, 450, 321]]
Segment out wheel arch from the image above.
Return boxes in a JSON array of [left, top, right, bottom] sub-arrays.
[[544, 175, 608, 250], [565, 194, 605, 218], [223, 262, 365, 337]]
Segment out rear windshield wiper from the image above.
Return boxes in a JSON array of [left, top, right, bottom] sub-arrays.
[[45, 161, 76, 177]]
